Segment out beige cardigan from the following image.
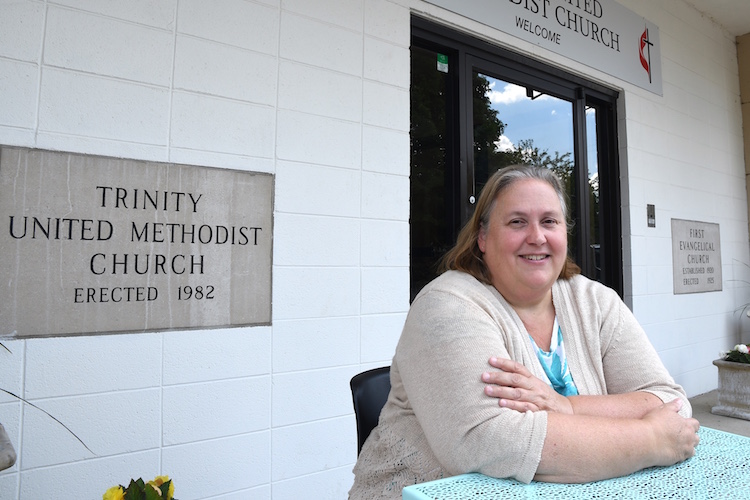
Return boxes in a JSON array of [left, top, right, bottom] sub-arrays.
[[349, 271, 690, 499]]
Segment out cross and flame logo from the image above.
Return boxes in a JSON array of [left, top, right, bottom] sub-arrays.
[[639, 25, 653, 83]]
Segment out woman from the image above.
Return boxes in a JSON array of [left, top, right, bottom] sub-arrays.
[[349, 165, 699, 498]]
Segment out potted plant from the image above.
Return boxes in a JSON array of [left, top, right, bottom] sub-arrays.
[[712, 344, 750, 420], [103, 475, 176, 500]]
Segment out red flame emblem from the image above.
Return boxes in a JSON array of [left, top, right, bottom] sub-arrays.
[[639, 26, 653, 83]]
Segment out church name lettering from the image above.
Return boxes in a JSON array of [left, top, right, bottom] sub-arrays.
[[0, 147, 274, 337], [6, 184, 263, 305], [510, 0, 621, 51], [671, 219, 721, 294]]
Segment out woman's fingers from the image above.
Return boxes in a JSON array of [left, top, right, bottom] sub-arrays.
[[483, 357, 574, 414], [643, 401, 700, 465], [483, 359, 544, 405], [488, 356, 533, 377]]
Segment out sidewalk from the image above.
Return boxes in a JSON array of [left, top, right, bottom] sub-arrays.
[[689, 390, 750, 437]]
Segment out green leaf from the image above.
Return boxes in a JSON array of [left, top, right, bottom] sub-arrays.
[[144, 485, 162, 500], [124, 479, 146, 500], [111, 477, 176, 500], [724, 351, 750, 364], [161, 480, 173, 500]]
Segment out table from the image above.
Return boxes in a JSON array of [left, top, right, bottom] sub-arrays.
[[402, 427, 750, 499]]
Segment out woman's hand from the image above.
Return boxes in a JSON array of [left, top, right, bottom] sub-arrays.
[[642, 399, 700, 466], [535, 399, 699, 482], [482, 357, 574, 414]]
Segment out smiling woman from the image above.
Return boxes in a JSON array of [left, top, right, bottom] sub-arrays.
[[349, 165, 698, 499], [477, 178, 568, 316], [440, 165, 579, 289]]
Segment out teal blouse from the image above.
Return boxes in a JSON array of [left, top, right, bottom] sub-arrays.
[[529, 317, 579, 396]]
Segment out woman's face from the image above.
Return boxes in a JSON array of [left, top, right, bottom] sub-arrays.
[[477, 178, 568, 306]]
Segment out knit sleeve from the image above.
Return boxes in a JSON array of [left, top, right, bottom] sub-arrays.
[[394, 283, 547, 484], [597, 288, 692, 418]]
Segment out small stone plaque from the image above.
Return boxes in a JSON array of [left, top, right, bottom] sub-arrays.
[[671, 218, 721, 294], [0, 147, 273, 337]]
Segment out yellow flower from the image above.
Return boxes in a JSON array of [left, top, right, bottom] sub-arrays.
[[148, 475, 175, 499], [150, 475, 169, 486], [102, 486, 125, 500]]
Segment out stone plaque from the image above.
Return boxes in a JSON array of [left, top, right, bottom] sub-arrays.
[[671, 218, 721, 294], [0, 147, 273, 337]]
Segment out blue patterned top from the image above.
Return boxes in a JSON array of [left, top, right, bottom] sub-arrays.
[[529, 317, 578, 396]]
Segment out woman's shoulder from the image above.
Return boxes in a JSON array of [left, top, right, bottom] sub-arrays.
[[557, 273, 622, 305], [415, 270, 490, 298]]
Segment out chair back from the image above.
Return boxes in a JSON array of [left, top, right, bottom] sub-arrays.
[[350, 366, 391, 455]]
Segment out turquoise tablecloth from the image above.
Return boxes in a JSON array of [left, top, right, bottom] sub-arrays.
[[402, 427, 750, 499]]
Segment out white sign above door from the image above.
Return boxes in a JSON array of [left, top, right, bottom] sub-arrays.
[[424, 0, 662, 95]]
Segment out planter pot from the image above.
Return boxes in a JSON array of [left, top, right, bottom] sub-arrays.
[[712, 359, 750, 420]]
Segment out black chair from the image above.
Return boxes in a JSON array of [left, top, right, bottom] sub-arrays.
[[350, 366, 391, 455]]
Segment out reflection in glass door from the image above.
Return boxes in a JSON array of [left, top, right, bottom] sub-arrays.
[[585, 106, 602, 281], [410, 45, 456, 297]]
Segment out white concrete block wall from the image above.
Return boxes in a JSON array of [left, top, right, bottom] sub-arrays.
[[0, 0, 746, 498], [616, 0, 749, 396]]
